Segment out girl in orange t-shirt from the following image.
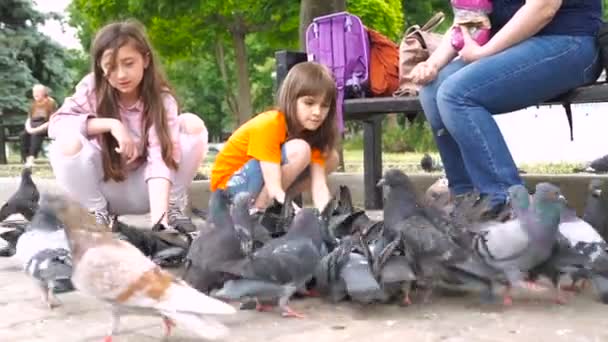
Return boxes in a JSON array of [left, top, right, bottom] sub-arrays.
[[210, 62, 340, 211]]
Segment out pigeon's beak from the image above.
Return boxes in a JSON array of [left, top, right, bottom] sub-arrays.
[[376, 178, 385, 188], [558, 194, 568, 205], [592, 189, 602, 198]]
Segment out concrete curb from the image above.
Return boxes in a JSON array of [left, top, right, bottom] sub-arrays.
[[188, 172, 608, 215]]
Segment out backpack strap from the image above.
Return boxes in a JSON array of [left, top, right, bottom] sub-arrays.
[[420, 12, 445, 32], [563, 103, 574, 141], [332, 16, 347, 133]]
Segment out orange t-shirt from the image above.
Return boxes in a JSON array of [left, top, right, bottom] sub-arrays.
[[210, 110, 326, 191]]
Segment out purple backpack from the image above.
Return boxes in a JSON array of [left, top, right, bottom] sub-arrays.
[[306, 12, 370, 132]]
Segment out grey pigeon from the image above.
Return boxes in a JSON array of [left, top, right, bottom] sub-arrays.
[[0, 220, 27, 257], [558, 205, 608, 303], [214, 207, 327, 318], [589, 154, 608, 173], [340, 252, 386, 304], [471, 183, 564, 305], [420, 153, 443, 173], [231, 192, 271, 252], [423, 177, 450, 213], [111, 218, 192, 267], [333, 185, 355, 215], [582, 179, 608, 241], [38, 192, 236, 341], [14, 205, 73, 309], [0, 167, 40, 222], [183, 190, 244, 293], [369, 237, 417, 305], [314, 236, 354, 303], [378, 169, 469, 302]]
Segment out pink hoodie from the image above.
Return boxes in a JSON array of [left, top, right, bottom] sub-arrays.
[[48, 73, 181, 182]]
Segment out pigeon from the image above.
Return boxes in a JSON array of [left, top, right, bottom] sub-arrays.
[[378, 169, 469, 302], [582, 179, 608, 241], [214, 206, 328, 318], [14, 205, 73, 309], [589, 154, 608, 173], [558, 204, 608, 302], [0, 220, 27, 257], [420, 153, 443, 173], [0, 167, 40, 222], [471, 183, 564, 305], [314, 236, 354, 303], [38, 192, 236, 341], [183, 190, 244, 294], [366, 235, 416, 306], [333, 185, 355, 215], [231, 192, 271, 252], [111, 218, 192, 268], [340, 251, 386, 304], [423, 177, 450, 213]]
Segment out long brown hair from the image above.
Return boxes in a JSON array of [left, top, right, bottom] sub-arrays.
[[277, 62, 339, 154], [90, 19, 177, 182]]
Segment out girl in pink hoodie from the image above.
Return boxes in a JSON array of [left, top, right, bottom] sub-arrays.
[[48, 20, 208, 232]]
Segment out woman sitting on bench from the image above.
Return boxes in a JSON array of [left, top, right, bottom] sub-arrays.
[[411, 0, 603, 218], [21, 84, 56, 168]]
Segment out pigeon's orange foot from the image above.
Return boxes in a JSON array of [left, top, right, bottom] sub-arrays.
[[255, 300, 274, 312], [401, 293, 412, 306], [304, 289, 321, 297], [502, 295, 513, 306], [281, 306, 306, 318], [520, 280, 549, 292], [560, 283, 581, 292], [162, 317, 176, 338], [103, 336, 113, 342]]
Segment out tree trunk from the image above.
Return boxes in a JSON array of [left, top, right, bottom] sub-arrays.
[[214, 41, 238, 125], [231, 23, 253, 125], [299, 0, 346, 50]]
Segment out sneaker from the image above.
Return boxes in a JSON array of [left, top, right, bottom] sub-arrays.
[[93, 208, 112, 226], [168, 195, 196, 233]]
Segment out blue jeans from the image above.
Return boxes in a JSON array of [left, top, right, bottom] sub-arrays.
[[222, 145, 290, 201], [420, 35, 601, 203]]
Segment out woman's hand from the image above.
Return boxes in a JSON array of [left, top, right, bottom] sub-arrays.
[[458, 26, 491, 63], [409, 61, 439, 85], [110, 120, 138, 164]]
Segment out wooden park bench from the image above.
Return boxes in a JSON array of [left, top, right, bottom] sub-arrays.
[[275, 50, 608, 209]]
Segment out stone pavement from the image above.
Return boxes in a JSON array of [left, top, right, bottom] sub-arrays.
[[1, 177, 608, 341]]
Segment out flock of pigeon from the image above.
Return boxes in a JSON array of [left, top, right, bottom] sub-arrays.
[[1, 167, 608, 341]]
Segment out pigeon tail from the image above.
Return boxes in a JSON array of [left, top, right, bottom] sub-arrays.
[[160, 310, 230, 340], [155, 280, 236, 316]]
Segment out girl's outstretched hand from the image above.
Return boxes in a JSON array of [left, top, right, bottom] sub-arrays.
[[110, 120, 139, 164]]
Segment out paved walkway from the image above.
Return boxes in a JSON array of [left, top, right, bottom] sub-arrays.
[[1, 178, 608, 341]]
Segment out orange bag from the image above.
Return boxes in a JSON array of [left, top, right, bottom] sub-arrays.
[[367, 28, 400, 97]]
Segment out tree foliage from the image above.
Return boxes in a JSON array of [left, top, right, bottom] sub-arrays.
[[0, 0, 75, 115], [348, 0, 404, 41]]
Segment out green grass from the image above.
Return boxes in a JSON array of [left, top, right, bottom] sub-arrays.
[[0, 149, 586, 178]]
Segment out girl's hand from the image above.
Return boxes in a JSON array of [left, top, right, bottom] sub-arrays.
[[110, 120, 138, 164], [458, 26, 490, 63], [409, 61, 439, 85]]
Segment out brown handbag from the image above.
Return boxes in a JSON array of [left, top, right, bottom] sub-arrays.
[[393, 12, 445, 97]]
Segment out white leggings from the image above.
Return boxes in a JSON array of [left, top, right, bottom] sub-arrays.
[[49, 116, 207, 215]]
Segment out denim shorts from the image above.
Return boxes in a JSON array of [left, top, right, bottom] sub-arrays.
[[223, 145, 289, 201]]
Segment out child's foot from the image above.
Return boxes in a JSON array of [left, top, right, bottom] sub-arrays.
[[168, 195, 196, 233], [93, 208, 112, 226]]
